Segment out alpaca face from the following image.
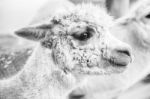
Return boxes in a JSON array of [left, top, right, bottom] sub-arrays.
[[109, 0, 150, 86], [133, 0, 150, 35], [15, 4, 132, 75], [116, 0, 150, 50]]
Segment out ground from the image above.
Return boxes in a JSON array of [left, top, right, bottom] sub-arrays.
[[0, 35, 33, 79]]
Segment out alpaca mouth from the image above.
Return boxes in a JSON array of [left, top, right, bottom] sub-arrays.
[[72, 54, 132, 75], [106, 55, 131, 67]]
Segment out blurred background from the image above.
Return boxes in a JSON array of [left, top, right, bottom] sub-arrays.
[[0, 0, 48, 34]]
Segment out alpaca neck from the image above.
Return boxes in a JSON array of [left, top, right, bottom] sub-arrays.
[[21, 44, 77, 99]]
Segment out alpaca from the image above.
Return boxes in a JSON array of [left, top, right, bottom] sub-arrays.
[[0, 4, 132, 99], [112, 0, 150, 87], [111, 0, 150, 98], [69, 0, 150, 99]]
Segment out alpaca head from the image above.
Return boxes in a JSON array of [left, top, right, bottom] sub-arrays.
[[15, 4, 132, 76], [109, 0, 150, 88], [114, 0, 150, 50], [132, 0, 150, 36], [131, 0, 150, 19], [120, 0, 150, 34]]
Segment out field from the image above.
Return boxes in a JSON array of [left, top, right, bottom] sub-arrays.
[[0, 35, 33, 79]]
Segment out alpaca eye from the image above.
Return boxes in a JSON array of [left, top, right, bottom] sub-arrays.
[[72, 27, 94, 41], [72, 32, 92, 41], [145, 13, 150, 18], [79, 32, 92, 40]]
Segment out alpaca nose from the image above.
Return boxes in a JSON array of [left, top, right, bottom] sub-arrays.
[[102, 43, 133, 67], [114, 47, 132, 58], [103, 34, 133, 67], [68, 89, 85, 99], [110, 45, 133, 67]]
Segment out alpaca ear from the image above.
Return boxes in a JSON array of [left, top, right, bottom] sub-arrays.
[[15, 24, 51, 41]]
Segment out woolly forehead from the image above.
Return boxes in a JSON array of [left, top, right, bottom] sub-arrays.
[[51, 4, 113, 28], [15, 4, 113, 42]]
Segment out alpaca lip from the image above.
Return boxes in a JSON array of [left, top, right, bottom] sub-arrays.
[[107, 55, 131, 67]]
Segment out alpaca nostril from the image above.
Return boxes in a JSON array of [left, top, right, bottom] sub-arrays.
[[69, 94, 85, 99], [68, 88, 85, 99], [116, 49, 131, 57], [69, 93, 85, 99]]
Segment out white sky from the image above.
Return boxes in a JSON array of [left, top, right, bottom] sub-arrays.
[[0, 0, 48, 34]]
